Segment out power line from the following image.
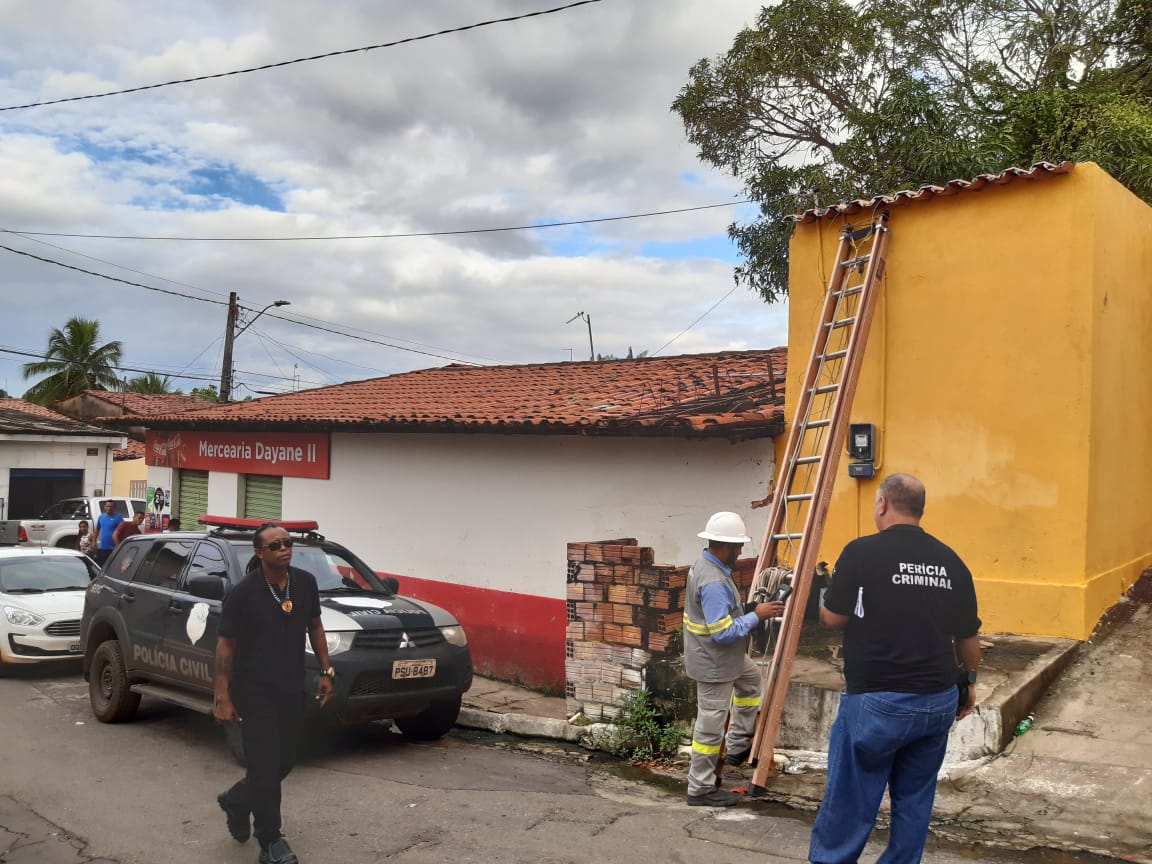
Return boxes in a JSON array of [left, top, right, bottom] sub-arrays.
[[0, 0, 603, 112], [649, 284, 741, 357], [250, 326, 391, 377], [2, 228, 232, 299], [2, 200, 748, 241], [0, 243, 228, 305], [0, 344, 300, 385], [1, 243, 486, 367], [1, 233, 500, 364]]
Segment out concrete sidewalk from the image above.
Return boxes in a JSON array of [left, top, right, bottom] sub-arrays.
[[458, 584, 1152, 863]]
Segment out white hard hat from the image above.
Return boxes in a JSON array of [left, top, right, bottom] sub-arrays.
[[697, 511, 751, 544]]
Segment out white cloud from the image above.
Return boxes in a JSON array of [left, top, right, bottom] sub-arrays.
[[0, 0, 787, 399]]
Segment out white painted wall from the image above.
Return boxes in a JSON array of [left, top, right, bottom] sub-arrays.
[[279, 433, 776, 600], [208, 471, 240, 517], [0, 438, 123, 519]]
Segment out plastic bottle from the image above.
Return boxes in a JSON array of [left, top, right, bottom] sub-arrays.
[[1015, 714, 1034, 736]]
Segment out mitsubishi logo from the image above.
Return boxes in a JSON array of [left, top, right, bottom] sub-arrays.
[[399, 631, 415, 649]]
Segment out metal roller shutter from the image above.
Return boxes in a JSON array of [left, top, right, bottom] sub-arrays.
[[177, 470, 209, 528], [243, 475, 282, 521]]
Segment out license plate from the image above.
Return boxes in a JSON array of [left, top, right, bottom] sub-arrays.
[[392, 659, 436, 679], [69, 643, 82, 653]]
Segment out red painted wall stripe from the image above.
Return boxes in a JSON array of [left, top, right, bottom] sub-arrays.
[[384, 573, 566, 692]]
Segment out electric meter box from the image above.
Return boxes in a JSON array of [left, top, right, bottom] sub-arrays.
[[847, 423, 877, 478]]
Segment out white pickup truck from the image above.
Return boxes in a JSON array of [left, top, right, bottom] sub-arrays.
[[20, 497, 147, 549]]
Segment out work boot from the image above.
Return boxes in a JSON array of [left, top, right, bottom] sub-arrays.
[[686, 789, 741, 807], [724, 747, 752, 767], [259, 836, 300, 864], [217, 792, 250, 843]]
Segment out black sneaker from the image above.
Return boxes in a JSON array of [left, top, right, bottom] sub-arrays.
[[724, 747, 752, 767], [686, 789, 741, 807], [217, 793, 250, 843], [259, 837, 300, 864]]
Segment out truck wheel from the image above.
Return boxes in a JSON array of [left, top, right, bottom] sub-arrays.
[[56, 536, 78, 550], [395, 696, 462, 741], [88, 641, 140, 723]]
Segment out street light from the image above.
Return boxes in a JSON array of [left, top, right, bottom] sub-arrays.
[[219, 293, 291, 402], [566, 311, 595, 361]]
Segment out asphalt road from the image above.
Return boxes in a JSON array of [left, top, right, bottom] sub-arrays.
[[0, 663, 1114, 864]]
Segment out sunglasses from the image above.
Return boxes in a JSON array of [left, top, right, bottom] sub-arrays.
[[261, 538, 294, 551]]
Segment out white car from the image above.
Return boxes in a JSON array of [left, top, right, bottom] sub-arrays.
[[0, 547, 97, 666]]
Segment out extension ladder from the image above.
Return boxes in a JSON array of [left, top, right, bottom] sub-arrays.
[[746, 211, 891, 792]]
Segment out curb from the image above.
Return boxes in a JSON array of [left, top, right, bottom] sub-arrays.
[[457, 707, 589, 743]]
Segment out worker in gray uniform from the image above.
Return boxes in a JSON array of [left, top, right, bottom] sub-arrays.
[[683, 511, 784, 806]]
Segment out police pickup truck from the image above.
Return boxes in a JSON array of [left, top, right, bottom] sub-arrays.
[[20, 496, 146, 548], [80, 517, 472, 760]]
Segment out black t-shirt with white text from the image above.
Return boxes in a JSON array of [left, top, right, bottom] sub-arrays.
[[824, 524, 981, 694], [218, 565, 321, 697]]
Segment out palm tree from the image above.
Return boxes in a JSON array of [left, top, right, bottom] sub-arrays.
[[125, 372, 181, 394], [22, 317, 123, 405]]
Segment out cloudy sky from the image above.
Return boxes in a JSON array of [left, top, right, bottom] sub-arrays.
[[0, 0, 787, 399]]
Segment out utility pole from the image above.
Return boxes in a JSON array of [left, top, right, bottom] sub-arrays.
[[566, 311, 595, 361], [218, 293, 291, 403], [219, 291, 239, 402]]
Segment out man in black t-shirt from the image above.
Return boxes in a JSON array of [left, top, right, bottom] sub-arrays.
[[215, 524, 334, 864], [809, 474, 981, 864]]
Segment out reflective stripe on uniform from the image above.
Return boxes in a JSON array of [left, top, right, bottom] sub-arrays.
[[732, 694, 761, 708], [691, 739, 722, 755], [683, 613, 733, 636]]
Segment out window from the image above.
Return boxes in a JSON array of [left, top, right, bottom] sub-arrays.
[[40, 499, 88, 520], [97, 499, 132, 517], [129, 480, 147, 499], [186, 542, 228, 582], [133, 540, 195, 588]]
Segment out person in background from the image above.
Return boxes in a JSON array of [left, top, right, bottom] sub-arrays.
[[77, 520, 92, 555], [167, 517, 182, 532], [809, 473, 982, 864], [93, 500, 123, 565], [113, 511, 145, 546], [682, 510, 784, 806]]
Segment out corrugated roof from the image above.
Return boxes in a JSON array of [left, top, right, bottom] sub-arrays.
[[128, 350, 788, 439], [0, 398, 122, 437], [793, 162, 1074, 224]]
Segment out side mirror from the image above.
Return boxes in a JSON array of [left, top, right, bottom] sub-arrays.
[[186, 572, 224, 601], [381, 576, 399, 595]]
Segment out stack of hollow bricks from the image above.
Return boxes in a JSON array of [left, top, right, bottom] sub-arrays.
[[564, 538, 756, 721]]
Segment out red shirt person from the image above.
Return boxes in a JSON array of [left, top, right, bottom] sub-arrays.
[[113, 512, 145, 546]]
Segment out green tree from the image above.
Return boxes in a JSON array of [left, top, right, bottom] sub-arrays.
[[673, 0, 1152, 301], [22, 317, 123, 405], [190, 385, 219, 402], [124, 372, 182, 394]]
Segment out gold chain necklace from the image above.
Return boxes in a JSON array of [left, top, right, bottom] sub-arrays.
[[264, 572, 293, 614]]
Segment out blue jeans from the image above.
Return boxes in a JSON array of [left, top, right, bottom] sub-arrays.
[[809, 688, 958, 864]]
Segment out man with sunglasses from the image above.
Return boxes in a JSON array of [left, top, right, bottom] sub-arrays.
[[214, 523, 334, 864]]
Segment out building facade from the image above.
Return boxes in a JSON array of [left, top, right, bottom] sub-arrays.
[[129, 351, 785, 688], [786, 162, 1152, 640]]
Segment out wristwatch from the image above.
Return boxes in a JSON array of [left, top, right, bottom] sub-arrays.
[[964, 669, 977, 685], [320, 666, 336, 679]]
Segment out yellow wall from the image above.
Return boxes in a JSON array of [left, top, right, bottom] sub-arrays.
[[785, 163, 1152, 640], [1083, 166, 1152, 634], [111, 457, 147, 498]]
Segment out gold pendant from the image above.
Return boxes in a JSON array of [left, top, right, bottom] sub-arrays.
[[281, 600, 293, 614]]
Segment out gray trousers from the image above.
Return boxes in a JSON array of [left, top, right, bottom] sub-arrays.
[[687, 656, 762, 796]]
